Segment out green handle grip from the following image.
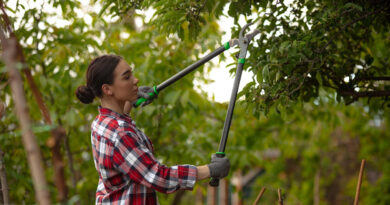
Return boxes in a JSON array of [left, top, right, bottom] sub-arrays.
[[134, 86, 158, 107]]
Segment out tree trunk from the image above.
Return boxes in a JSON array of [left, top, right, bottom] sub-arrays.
[[171, 190, 186, 205], [0, 2, 68, 201], [195, 185, 204, 205], [207, 185, 216, 205], [0, 149, 10, 204], [1, 36, 51, 205], [232, 169, 243, 205], [47, 127, 68, 202], [219, 179, 228, 205], [314, 169, 320, 205], [64, 134, 77, 189], [0, 100, 4, 119]]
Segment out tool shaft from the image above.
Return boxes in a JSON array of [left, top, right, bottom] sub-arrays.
[[156, 46, 226, 92], [218, 62, 243, 152]]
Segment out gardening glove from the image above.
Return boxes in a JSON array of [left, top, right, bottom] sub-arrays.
[[135, 86, 158, 107], [207, 154, 230, 179]]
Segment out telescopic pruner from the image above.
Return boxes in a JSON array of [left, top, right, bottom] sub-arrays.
[[209, 23, 259, 187]]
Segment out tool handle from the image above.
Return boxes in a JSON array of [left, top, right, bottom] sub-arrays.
[[209, 152, 225, 187], [134, 86, 158, 107]]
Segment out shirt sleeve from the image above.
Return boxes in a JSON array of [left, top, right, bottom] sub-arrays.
[[112, 131, 197, 194]]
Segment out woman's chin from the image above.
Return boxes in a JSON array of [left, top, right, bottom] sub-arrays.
[[129, 98, 138, 104]]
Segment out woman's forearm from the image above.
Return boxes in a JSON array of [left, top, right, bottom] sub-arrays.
[[196, 165, 210, 181]]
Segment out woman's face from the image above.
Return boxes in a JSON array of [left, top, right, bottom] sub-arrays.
[[110, 60, 139, 103]]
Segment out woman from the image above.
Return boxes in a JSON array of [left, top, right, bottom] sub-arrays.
[[75, 55, 230, 204]]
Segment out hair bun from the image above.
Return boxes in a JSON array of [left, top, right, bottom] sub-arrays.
[[75, 85, 95, 104]]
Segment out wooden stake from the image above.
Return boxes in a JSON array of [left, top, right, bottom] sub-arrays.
[[278, 188, 283, 205], [253, 187, 266, 205], [354, 159, 366, 205]]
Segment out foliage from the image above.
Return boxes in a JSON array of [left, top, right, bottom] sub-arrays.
[[98, 0, 390, 113], [0, 0, 389, 204]]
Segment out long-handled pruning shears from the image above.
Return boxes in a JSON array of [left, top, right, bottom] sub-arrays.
[[208, 23, 259, 186], [135, 23, 260, 187]]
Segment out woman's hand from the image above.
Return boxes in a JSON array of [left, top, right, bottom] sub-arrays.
[[207, 154, 230, 179], [135, 86, 158, 107], [196, 154, 230, 181]]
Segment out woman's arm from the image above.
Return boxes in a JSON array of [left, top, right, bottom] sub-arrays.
[[113, 131, 197, 193], [196, 165, 210, 181]]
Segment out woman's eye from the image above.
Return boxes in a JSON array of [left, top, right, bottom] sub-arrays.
[[125, 76, 130, 79]]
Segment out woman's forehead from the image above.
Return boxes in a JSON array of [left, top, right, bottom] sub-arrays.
[[115, 60, 132, 75]]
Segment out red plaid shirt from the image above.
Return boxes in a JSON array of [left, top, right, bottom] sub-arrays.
[[91, 106, 197, 204]]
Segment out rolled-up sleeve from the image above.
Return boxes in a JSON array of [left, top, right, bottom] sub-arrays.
[[112, 131, 197, 194]]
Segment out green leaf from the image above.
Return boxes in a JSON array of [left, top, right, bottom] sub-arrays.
[[316, 72, 322, 85], [262, 64, 270, 82], [344, 3, 363, 12]]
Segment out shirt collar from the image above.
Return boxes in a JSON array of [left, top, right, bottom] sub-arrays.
[[98, 106, 132, 121]]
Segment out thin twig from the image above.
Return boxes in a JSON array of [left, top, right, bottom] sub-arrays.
[[278, 188, 283, 205], [253, 187, 266, 205], [354, 159, 366, 205]]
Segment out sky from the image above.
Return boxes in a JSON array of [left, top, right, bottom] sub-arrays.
[[10, 0, 258, 103], [193, 14, 256, 103]]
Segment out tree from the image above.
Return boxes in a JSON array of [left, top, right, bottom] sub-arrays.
[[98, 0, 390, 113]]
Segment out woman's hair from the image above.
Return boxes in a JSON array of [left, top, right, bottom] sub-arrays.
[[75, 54, 122, 104]]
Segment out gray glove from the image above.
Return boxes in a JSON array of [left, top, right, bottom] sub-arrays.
[[136, 86, 158, 107], [207, 154, 230, 179]]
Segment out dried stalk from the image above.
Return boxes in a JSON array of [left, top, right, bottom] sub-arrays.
[[278, 188, 283, 205], [0, 149, 10, 204], [354, 159, 366, 205], [253, 187, 266, 205]]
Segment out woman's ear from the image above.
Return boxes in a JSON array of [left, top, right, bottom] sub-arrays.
[[102, 84, 113, 96]]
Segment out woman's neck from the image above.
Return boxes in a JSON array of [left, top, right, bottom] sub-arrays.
[[100, 97, 125, 115]]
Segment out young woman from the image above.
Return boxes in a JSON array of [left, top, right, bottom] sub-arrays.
[[75, 55, 230, 204]]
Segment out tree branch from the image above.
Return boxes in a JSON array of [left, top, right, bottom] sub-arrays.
[[320, 6, 386, 53], [356, 76, 390, 81], [340, 90, 390, 98]]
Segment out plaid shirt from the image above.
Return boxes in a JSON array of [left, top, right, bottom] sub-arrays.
[[91, 106, 197, 205]]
